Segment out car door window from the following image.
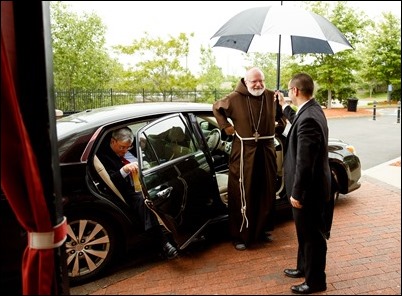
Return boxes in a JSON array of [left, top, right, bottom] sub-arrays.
[[139, 116, 196, 169]]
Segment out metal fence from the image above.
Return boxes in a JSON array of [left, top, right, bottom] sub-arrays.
[[55, 89, 229, 114]]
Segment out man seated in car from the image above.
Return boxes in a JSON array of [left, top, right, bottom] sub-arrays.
[[96, 126, 178, 259]]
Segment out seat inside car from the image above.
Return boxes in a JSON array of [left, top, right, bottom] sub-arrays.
[[93, 155, 126, 203], [164, 126, 191, 160], [215, 173, 228, 205]]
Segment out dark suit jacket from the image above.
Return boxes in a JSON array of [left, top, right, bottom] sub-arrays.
[[97, 144, 136, 201], [283, 99, 332, 237]]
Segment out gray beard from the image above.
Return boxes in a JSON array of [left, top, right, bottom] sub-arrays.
[[248, 88, 264, 96]]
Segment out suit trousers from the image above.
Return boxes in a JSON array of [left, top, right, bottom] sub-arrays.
[[292, 204, 327, 287], [129, 191, 159, 232]]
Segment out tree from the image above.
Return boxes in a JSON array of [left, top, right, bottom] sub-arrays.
[[50, 2, 121, 90], [301, 1, 369, 108], [113, 32, 198, 100], [358, 12, 401, 100], [197, 46, 225, 102]]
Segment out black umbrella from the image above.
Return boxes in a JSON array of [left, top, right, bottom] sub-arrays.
[[210, 5, 353, 89]]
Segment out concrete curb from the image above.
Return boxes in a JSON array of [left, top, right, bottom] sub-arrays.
[[362, 156, 401, 189]]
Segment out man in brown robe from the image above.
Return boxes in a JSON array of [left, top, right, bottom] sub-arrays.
[[212, 67, 286, 250]]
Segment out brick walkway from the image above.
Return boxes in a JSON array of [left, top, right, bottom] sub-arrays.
[[71, 175, 401, 295]]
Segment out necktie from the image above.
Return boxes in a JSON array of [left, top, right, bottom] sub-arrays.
[[121, 157, 130, 165], [121, 156, 133, 186]]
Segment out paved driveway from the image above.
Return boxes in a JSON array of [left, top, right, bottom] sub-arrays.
[[71, 175, 401, 295]]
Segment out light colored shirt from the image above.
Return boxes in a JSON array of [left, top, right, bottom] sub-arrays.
[[295, 99, 311, 115], [120, 151, 137, 178]]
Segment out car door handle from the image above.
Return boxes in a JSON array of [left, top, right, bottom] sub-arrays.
[[156, 186, 173, 199]]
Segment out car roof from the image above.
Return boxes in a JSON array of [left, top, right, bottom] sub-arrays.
[[56, 102, 213, 139]]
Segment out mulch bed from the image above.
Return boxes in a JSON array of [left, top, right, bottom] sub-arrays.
[[323, 107, 373, 118]]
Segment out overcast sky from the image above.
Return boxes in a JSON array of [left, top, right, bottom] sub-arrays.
[[64, 1, 401, 77]]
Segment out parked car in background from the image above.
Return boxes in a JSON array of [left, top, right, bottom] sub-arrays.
[[54, 102, 361, 285]]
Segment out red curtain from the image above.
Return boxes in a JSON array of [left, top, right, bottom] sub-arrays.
[[1, 4, 66, 294]]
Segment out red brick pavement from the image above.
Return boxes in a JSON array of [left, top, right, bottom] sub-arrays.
[[71, 175, 401, 295]]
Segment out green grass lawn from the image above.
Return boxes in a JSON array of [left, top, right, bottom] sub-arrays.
[[355, 91, 400, 107], [356, 91, 388, 101]]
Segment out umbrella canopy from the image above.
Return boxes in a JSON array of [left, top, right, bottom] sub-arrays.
[[210, 5, 353, 88]]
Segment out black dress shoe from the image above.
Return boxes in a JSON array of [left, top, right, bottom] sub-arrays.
[[284, 268, 305, 278], [162, 242, 178, 259], [259, 233, 273, 243], [233, 240, 246, 251], [291, 282, 327, 294]]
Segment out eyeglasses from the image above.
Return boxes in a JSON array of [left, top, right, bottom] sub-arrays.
[[288, 87, 305, 92], [112, 138, 133, 151], [116, 144, 133, 151]]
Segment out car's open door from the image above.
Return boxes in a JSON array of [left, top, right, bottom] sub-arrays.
[[136, 113, 226, 249]]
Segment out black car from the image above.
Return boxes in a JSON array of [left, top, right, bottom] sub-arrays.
[[55, 102, 361, 285]]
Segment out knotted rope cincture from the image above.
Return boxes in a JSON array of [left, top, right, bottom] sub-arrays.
[[235, 131, 275, 232]]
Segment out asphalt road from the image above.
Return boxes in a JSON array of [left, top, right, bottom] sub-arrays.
[[327, 108, 401, 170]]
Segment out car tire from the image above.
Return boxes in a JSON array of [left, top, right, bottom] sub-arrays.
[[65, 213, 117, 286]]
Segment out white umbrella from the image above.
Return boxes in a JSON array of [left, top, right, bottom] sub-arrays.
[[210, 5, 353, 88]]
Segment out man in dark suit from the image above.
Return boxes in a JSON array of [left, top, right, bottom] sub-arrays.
[[276, 73, 332, 294], [97, 126, 178, 259]]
